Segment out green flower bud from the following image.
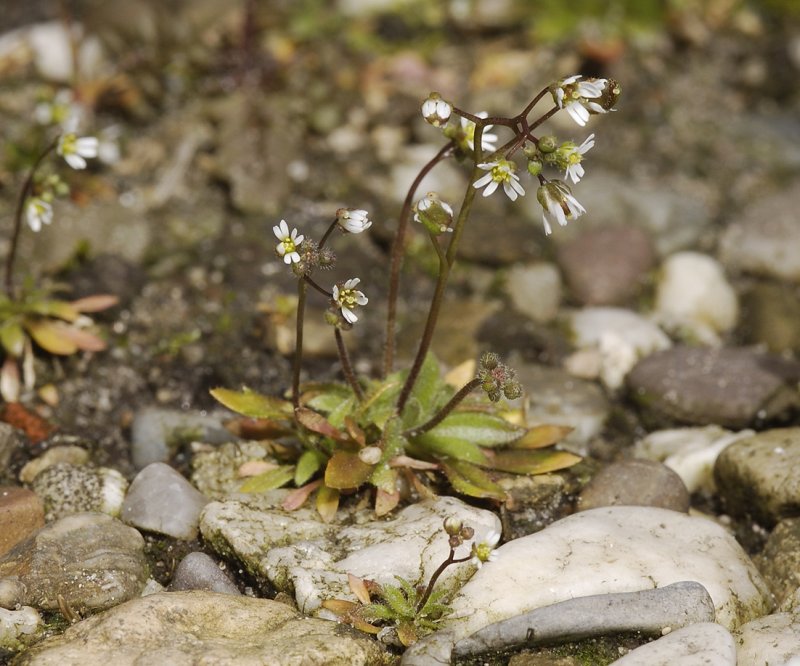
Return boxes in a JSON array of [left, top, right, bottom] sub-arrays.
[[527, 159, 543, 177], [538, 135, 558, 153]]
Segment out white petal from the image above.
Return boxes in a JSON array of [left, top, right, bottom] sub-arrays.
[[294, 233, 304, 244], [483, 181, 499, 197], [473, 173, 494, 190], [332, 285, 340, 300], [345, 278, 360, 289], [342, 307, 357, 323], [65, 153, 87, 169], [541, 213, 553, 236], [283, 253, 293, 264], [276, 244, 287, 256], [289, 252, 301, 263], [75, 137, 98, 158], [503, 182, 518, 201], [566, 103, 589, 126], [562, 74, 581, 85], [355, 292, 368, 305]]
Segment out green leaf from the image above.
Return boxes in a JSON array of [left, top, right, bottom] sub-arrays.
[[294, 450, 324, 486], [304, 383, 353, 418], [28, 299, 79, 322], [239, 465, 294, 492], [409, 433, 487, 465], [327, 395, 357, 429], [418, 412, 525, 448], [513, 424, 573, 449], [405, 352, 446, 422], [324, 451, 374, 489], [211, 387, 294, 419], [482, 449, 582, 475], [440, 460, 507, 500], [359, 377, 403, 428], [316, 484, 340, 522], [380, 584, 414, 619], [0, 322, 25, 357]]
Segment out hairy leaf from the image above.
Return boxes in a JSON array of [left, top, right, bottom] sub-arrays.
[[381, 584, 414, 618], [420, 412, 526, 448], [295, 450, 325, 486], [440, 460, 507, 500], [238, 465, 294, 492], [325, 451, 374, 489], [483, 449, 582, 474], [359, 377, 403, 428], [409, 432, 487, 465], [397, 620, 418, 646], [295, 407, 348, 441], [211, 387, 293, 419], [513, 424, 574, 449], [406, 353, 448, 422]]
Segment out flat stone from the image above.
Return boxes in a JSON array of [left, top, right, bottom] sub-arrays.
[[0, 487, 44, 556], [170, 552, 240, 595], [453, 581, 714, 657], [121, 462, 210, 540], [714, 428, 800, 526], [557, 225, 655, 306], [734, 612, 800, 666], [578, 460, 690, 513], [609, 622, 736, 666], [30, 463, 128, 521], [0, 513, 147, 613], [14, 591, 387, 666], [756, 518, 800, 607], [18, 445, 90, 484], [627, 346, 800, 428], [201, 495, 500, 614]]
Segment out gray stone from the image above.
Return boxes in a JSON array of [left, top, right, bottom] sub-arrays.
[[578, 459, 690, 513], [719, 182, 800, 282], [14, 591, 387, 666], [191, 440, 281, 500], [0, 513, 147, 613], [170, 552, 240, 595], [505, 262, 562, 323], [740, 281, 800, 355], [557, 226, 655, 306], [130, 406, 232, 469], [453, 581, 715, 657], [30, 463, 128, 522], [627, 346, 800, 428], [715, 428, 800, 526], [756, 518, 800, 607], [609, 622, 736, 666], [734, 612, 800, 666], [0, 606, 41, 653], [121, 462, 210, 540], [19, 445, 90, 484]]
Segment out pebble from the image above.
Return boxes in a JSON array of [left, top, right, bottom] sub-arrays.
[[714, 427, 800, 526], [121, 462, 210, 540], [14, 591, 387, 666], [556, 225, 655, 306], [130, 406, 232, 469], [18, 445, 90, 484], [170, 552, 240, 595], [653, 251, 738, 344], [626, 346, 800, 428], [0, 606, 41, 653], [506, 262, 562, 323], [30, 463, 128, 521], [0, 513, 147, 612], [755, 518, 800, 607], [452, 581, 714, 658], [740, 281, 800, 354], [608, 621, 736, 666], [734, 612, 800, 666], [191, 440, 278, 500], [565, 307, 671, 390], [0, 423, 26, 485], [201, 495, 500, 614], [0, 487, 44, 556], [719, 181, 800, 282], [633, 426, 754, 493], [578, 459, 690, 513]]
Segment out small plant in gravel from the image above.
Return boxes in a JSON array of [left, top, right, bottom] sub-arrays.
[[0, 91, 117, 402], [322, 519, 500, 646], [213, 76, 620, 519]]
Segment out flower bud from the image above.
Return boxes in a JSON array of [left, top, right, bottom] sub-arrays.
[[480, 352, 500, 370], [336, 208, 372, 234], [421, 92, 452, 127], [527, 159, 543, 177], [443, 517, 463, 536], [413, 192, 454, 235], [537, 135, 558, 153]]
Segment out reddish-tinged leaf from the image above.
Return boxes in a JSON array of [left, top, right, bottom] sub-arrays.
[[70, 294, 119, 312], [350, 617, 382, 634], [321, 599, 359, 615], [24, 320, 78, 355], [53, 326, 107, 352], [482, 449, 582, 474], [316, 484, 340, 522], [237, 460, 279, 478], [210, 387, 294, 419], [0, 357, 20, 403], [348, 574, 371, 605], [282, 479, 323, 511], [223, 417, 293, 439], [403, 469, 438, 500], [295, 407, 347, 441], [325, 451, 374, 489], [344, 416, 366, 447], [513, 424, 574, 449], [389, 455, 438, 470], [375, 488, 400, 516], [0, 401, 56, 445]]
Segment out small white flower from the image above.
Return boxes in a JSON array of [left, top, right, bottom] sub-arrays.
[[336, 208, 372, 234], [536, 180, 586, 235], [553, 76, 609, 127], [471, 529, 501, 568], [332, 278, 368, 324], [561, 134, 595, 184], [273, 219, 304, 264], [421, 93, 452, 127], [473, 159, 525, 201], [34, 90, 83, 129], [57, 132, 99, 170], [25, 198, 53, 233], [461, 113, 499, 153]]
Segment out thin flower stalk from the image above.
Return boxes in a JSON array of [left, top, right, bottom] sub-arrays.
[[292, 279, 308, 408], [334, 328, 364, 402], [404, 377, 481, 438]]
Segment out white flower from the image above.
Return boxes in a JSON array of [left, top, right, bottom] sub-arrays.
[[273, 219, 304, 264], [336, 208, 372, 234], [473, 159, 525, 201], [25, 198, 53, 233], [34, 90, 84, 129], [536, 180, 586, 235], [461, 113, 499, 153], [553, 76, 609, 127], [421, 93, 452, 127], [332, 278, 368, 324], [57, 132, 99, 170], [471, 529, 501, 568], [561, 134, 595, 184]]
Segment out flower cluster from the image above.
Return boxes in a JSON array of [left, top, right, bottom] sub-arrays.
[[473, 158, 525, 201], [537, 180, 586, 236], [551, 75, 611, 127], [478, 352, 522, 402]]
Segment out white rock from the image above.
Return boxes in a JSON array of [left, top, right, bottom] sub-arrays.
[[634, 426, 755, 493], [0, 606, 41, 650], [610, 622, 736, 665], [442, 506, 771, 647], [506, 262, 562, 323], [565, 308, 671, 389], [654, 252, 738, 344], [734, 612, 800, 666]]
